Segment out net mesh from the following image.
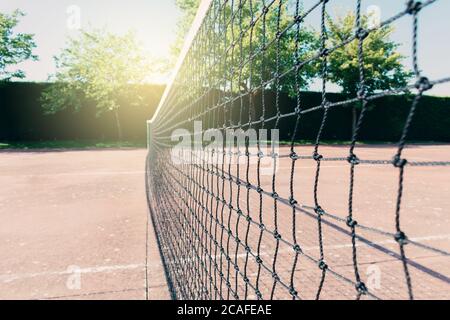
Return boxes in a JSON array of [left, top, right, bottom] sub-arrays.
[[146, 0, 450, 300]]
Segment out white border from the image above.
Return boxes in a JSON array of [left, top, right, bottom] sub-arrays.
[[149, 0, 213, 125]]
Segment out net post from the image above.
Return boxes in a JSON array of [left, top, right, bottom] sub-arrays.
[[147, 120, 153, 151]]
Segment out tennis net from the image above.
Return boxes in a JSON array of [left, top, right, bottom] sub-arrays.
[[146, 0, 450, 300]]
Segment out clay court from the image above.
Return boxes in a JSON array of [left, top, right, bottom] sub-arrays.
[[0, 149, 169, 300], [148, 143, 450, 300], [1, 145, 449, 300]]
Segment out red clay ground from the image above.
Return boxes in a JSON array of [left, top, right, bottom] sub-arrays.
[[1, 145, 448, 300], [0, 149, 169, 300], [149, 144, 450, 300]]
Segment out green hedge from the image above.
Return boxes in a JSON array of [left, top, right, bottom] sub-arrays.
[[0, 82, 164, 142], [0, 82, 449, 142]]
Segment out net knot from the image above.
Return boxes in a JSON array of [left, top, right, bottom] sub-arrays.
[[272, 192, 279, 199], [346, 216, 358, 228], [294, 106, 302, 114], [290, 152, 300, 161], [272, 273, 280, 281], [243, 276, 250, 283], [295, 15, 304, 24], [273, 232, 282, 240], [237, 209, 243, 216], [246, 215, 252, 223], [246, 182, 252, 190], [318, 260, 328, 271], [415, 76, 433, 92], [357, 87, 368, 100], [257, 187, 263, 193], [347, 154, 360, 165], [356, 28, 369, 40], [234, 265, 240, 272], [315, 206, 325, 216], [255, 290, 263, 299], [393, 155, 408, 168], [245, 245, 251, 253], [356, 282, 368, 295], [395, 231, 409, 245], [320, 48, 329, 57], [289, 287, 298, 297], [289, 197, 298, 206], [313, 152, 323, 161], [256, 256, 263, 264], [259, 223, 266, 231], [293, 244, 303, 254], [406, 1, 423, 15]]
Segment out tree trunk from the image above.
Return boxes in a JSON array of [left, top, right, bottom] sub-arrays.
[[114, 109, 123, 141], [352, 105, 357, 139]]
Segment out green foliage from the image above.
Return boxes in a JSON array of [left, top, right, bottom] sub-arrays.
[[174, 4, 411, 101], [41, 30, 156, 139], [172, 0, 201, 57], [326, 12, 412, 97], [2, 83, 449, 143], [225, 1, 319, 95], [0, 140, 147, 150], [2, 82, 164, 142], [175, 0, 319, 95], [0, 10, 37, 81]]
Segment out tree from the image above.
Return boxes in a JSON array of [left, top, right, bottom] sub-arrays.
[[230, 1, 319, 95], [0, 10, 37, 81], [326, 12, 411, 134], [41, 30, 155, 140], [172, 0, 201, 58], [174, 0, 319, 95]]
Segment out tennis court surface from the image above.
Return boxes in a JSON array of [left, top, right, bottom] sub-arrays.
[[0, 149, 169, 300], [146, 143, 450, 300], [0, 146, 448, 300], [145, 0, 450, 300]]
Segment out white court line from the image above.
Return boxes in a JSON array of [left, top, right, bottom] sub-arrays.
[[2, 171, 145, 178], [302, 234, 450, 252], [160, 234, 450, 264], [0, 263, 147, 284]]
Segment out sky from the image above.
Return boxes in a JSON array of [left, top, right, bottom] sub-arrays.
[[1, 0, 449, 96], [0, 0, 182, 83]]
